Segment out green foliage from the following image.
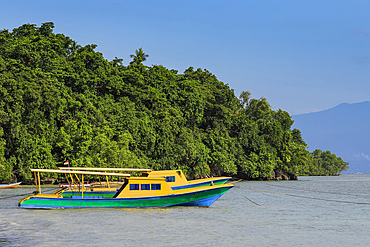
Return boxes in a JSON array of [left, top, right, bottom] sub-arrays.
[[130, 48, 149, 65], [0, 127, 13, 181], [302, 149, 349, 176], [0, 23, 349, 182]]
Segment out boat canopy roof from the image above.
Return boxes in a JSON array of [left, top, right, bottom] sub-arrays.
[[30, 169, 131, 177], [57, 167, 152, 172]]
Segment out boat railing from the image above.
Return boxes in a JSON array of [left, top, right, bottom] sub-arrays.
[[56, 167, 150, 189], [30, 169, 131, 198]]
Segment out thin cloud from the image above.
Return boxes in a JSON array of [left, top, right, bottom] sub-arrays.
[[353, 30, 370, 64], [361, 153, 370, 162], [359, 29, 370, 37], [353, 54, 370, 65]]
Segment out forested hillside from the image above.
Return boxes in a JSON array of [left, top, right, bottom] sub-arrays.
[[0, 23, 348, 182]]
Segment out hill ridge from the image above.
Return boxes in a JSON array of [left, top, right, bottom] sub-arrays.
[[292, 101, 370, 173]]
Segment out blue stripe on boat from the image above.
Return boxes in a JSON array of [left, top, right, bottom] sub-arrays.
[[176, 194, 224, 207], [172, 178, 229, 190]]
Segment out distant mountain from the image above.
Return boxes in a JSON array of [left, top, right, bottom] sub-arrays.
[[292, 101, 370, 174]]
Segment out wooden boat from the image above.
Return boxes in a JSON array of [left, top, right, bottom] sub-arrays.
[[56, 167, 231, 198], [59, 183, 90, 188], [18, 169, 233, 209], [0, 182, 21, 189]]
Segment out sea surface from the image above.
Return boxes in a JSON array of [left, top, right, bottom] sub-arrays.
[[1, 174, 369, 247]]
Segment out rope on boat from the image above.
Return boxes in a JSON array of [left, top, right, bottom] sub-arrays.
[[234, 186, 261, 206], [229, 179, 243, 184], [262, 183, 370, 198], [237, 185, 370, 205], [230, 179, 261, 206]]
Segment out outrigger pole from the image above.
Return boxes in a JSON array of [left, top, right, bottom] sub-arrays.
[[57, 167, 152, 172]]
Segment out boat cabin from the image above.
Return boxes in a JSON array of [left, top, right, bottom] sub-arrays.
[[141, 170, 189, 187]]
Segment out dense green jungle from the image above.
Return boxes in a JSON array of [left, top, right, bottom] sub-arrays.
[[0, 22, 349, 183]]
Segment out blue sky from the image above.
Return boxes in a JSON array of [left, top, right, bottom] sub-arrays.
[[2, 0, 370, 115]]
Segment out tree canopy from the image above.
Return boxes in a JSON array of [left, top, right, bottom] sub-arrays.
[[0, 23, 348, 182]]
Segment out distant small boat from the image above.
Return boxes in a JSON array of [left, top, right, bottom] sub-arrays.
[[0, 182, 21, 189]]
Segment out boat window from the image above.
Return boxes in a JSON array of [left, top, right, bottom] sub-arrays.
[[141, 184, 150, 190], [165, 176, 175, 182], [130, 184, 139, 190], [151, 184, 161, 190]]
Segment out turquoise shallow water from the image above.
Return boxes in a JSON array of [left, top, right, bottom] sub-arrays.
[[1, 174, 369, 246]]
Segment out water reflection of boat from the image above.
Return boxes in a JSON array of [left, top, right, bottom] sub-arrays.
[[56, 167, 231, 198], [18, 169, 233, 209], [0, 182, 21, 189]]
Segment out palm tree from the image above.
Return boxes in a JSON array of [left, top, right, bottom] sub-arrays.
[[130, 48, 149, 65]]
